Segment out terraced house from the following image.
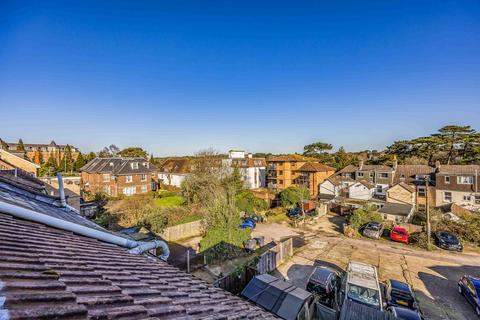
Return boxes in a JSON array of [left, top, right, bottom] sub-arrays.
[[435, 164, 480, 210], [80, 157, 157, 197]]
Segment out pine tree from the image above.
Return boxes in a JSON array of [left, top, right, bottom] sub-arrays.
[[60, 145, 74, 173], [74, 152, 87, 171], [17, 139, 26, 152]]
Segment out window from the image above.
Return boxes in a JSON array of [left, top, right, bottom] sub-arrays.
[[418, 204, 426, 212], [444, 192, 452, 202], [357, 172, 364, 177], [279, 171, 283, 175], [376, 185, 383, 193], [445, 176, 450, 184], [370, 172, 374, 178], [378, 173, 389, 179], [123, 186, 136, 196], [142, 162, 149, 168], [463, 195, 472, 201], [125, 175, 133, 183], [457, 176, 474, 185], [418, 187, 426, 197], [141, 174, 147, 182], [102, 174, 110, 182], [102, 185, 110, 195], [141, 185, 148, 193], [131, 162, 139, 169], [279, 180, 283, 185]]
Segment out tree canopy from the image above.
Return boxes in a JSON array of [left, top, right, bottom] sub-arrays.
[[303, 141, 333, 158]]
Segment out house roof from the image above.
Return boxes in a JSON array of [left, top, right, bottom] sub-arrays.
[[393, 165, 435, 184], [378, 202, 413, 216], [437, 164, 480, 175], [159, 158, 192, 174], [352, 180, 375, 189], [337, 165, 358, 174], [326, 175, 355, 186], [297, 162, 336, 173], [0, 179, 275, 319], [392, 182, 416, 193], [358, 164, 393, 172], [267, 154, 318, 162], [80, 157, 156, 175]]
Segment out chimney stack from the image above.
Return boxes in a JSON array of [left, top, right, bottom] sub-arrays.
[[435, 160, 441, 170], [359, 160, 364, 171], [57, 173, 67, 207]]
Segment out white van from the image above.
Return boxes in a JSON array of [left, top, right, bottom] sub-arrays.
[[342, 261, 383, 311]]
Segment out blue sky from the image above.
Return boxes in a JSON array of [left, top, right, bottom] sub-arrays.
[[1, 1, 479, 156]]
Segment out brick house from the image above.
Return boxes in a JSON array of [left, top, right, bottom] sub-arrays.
[[80, 157, 157, 197], [435, 164, 480, 210], [0, 149, 40, 176], [1, 140, 80, 165]]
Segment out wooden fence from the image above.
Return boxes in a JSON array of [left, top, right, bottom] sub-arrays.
[[213, 266, 258, 295], [160, 220, 203, 241], [256, 237, 294, 274]]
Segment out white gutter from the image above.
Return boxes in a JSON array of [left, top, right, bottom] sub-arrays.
[[0, 201, 169, 261]]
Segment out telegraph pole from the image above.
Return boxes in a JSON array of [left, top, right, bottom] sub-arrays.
[[425, 177, 431, 245]]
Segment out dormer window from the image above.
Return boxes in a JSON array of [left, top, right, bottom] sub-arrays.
[[143, 162, 149, 168], [131, 162, 139, 169]]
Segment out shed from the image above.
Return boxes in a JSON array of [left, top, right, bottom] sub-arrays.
[[379, 202, 414, 223], [241, 274, 313, 320], [340, 300, 395, 320]]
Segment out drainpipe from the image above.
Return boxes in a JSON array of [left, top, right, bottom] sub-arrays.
[[57, 173, 67, 207], [0, 200, 170, 261]]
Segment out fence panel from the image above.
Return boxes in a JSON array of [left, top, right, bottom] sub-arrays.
[[256, 237, 293, 274], [160, 220, 203, 241]]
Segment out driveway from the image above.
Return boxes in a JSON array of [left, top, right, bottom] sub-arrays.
[[255, 214, 480, 320]]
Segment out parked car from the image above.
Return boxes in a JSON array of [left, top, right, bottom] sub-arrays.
[[341, 261, 383, 311], [434, 231, 463, 252], [306, 266, 341, 310], [458, 275, 480, 316], [362, 222, 384, 239], [239, 217, 256, 229], [384, 279, 417, 310], [287, 207, 303, 220], [390, 226, 409, 244], [386, 306, 422, 320]]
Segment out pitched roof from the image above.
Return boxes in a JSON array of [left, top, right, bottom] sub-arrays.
[[267, 154, 318, 162], [297, 162, 336, 173], [437, 164, 480, 175], [80, 157, 156, 175], [337, 165, 358, 174], [358, 164, 393, 171], [392, 182, 416, 193], [379, 202, 413, 216], [0, 179, 275, 319], [352, 180, 375, 189], [159, 158, 191, 174], [393, 165, 435, 184]]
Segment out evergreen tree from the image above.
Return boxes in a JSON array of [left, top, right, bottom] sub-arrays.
[[74, 152, 87, 171], [0, 138, 9, 150], [60, 145, 75, 173], [17, 139, 26, 152], [39, 152, 59, 176]]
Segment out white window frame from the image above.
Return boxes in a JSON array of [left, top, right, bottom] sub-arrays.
[[141, 185, 148, 193], [463, 195, 472, 201], [417, 186, 426, 197], [141, 174, 147, 182], [125, 175, 133, 183], [457, 176, 474, 185], [122, 186, 136, 196], [131, 162, 139, 169], [357, 172, 364, 178], [377, 172, 388, 179], [444, 191, 452, 202], [445, 176, 450, 184], [102, 174, 110, 182], [376, 185, 383, 193]]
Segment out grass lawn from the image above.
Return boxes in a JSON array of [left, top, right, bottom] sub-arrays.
[[155, 195, 185, 207], [267, 212, 289, 223], [174, 214, 203, 225]]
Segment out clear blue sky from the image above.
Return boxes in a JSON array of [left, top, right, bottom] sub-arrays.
[[1, 1, 479, 156]]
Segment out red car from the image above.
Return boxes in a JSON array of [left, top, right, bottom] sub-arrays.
[[390, 226, 409, 244]]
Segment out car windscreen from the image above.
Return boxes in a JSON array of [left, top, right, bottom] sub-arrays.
[[367, 224, 380, 231], [392, 229, 405, 235], [440, 232, 457, 240], [347, 284, 380, 308]]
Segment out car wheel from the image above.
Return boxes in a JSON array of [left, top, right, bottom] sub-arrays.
[[458, 285, 462, 295]]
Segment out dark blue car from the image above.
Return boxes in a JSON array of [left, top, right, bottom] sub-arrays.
[[387, 306, 422, 320], [384, 279, 417, 310], [239, 217, 256, 229], [458, 275, 480, 316]]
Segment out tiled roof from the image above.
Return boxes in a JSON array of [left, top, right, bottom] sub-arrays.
[[337, 165, 358, 174], [392, 182, 416, 193], [358, 165, 393, 171], [393, 165, 435, 184], [159, 158, 192, 174], [0, 212, 275, 319], [379, 202, 413, 216], [437, 164, 480, 175], [267, 154, 318, 162], [297, 162, 336, 173], [355, 180, 375, 189], [80, 157, 156, 175]]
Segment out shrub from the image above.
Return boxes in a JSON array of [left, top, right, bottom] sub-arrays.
[[236, 190, 268, 213], [347, 205, 383, 230], [279, 186, 310, 208]]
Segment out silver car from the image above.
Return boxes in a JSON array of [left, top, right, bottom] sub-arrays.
[[363, 222, 384, 239]]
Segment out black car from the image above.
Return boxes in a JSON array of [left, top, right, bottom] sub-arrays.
[[384, 279, 417, 310], [458, 275, 480, 316], [306, 266, 341, 310], [287, 207, 303, 220], [434, 231, 463, 252], [387, 306, 422, 320]]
